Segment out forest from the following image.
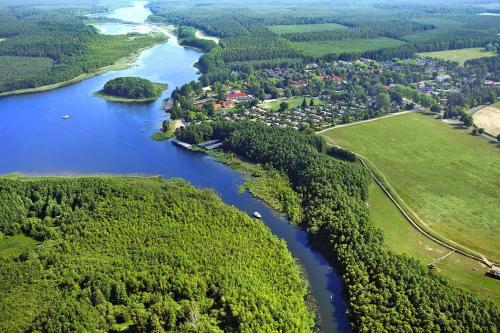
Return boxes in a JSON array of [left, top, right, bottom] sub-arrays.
[[149, 0, 500, 83], [0, 7, 165, 94], [175, 121, 500, 332], [0, 176, 313, 332], [103, 77, 159, 99]]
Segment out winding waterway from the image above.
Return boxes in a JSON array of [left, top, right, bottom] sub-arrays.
[[0, 2, 349, 332]]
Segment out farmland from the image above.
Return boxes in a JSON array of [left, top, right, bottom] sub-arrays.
[[321, 112, 500, 262], [294, 38, 406, 57], [269, 23, 348, 34], [472, 102, 500, 136], [417, 48, 498, 66], [367, 183, 500, 305]]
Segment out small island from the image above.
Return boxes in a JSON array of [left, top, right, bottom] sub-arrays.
[[94, 77, 167, 103]]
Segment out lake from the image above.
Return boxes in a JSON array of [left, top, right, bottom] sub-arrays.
[[0, 2, 350, 332]]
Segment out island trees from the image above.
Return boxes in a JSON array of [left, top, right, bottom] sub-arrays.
[[96, 77, 167, 103]]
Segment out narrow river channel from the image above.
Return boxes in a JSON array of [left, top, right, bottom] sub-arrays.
[[0, 2, 350, 331]]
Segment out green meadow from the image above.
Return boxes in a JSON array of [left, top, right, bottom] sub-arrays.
[[417, 48, 497, 66], [269, 23, 348, 34], [294, 37, 406, 57], [321, 112, 500, 262]]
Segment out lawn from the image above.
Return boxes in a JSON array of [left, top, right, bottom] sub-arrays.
[[368, 182, 500, 305], [294, 38, 406, 57], [258, 96, 322, 111], [417, 48, 497, 66], [321, 112, 500, 262], [0, 234, 38, 259], [269, 23, 348, 34]]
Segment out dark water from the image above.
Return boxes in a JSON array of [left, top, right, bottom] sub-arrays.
[[0, 3, 350, 332]]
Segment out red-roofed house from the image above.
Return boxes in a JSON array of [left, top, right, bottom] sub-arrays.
[[224, 91, 249, 101]]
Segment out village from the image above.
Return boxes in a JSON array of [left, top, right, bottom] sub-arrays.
[[165, 57, 495, 130]]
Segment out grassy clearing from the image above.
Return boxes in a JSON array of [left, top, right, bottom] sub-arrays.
[[294, 38, 406, 57], [94, 83, 167, 103], [321, 112, 500, 262], [417, 48, 497, 66], [258, 96, 322, 111], [269, 23, 348, 34], [0, 234, 38, 259], [368, 182, 500, 306]]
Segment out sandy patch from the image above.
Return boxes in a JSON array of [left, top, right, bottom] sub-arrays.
[[473, 104, 500, 136], [195, 30, 220, 44]]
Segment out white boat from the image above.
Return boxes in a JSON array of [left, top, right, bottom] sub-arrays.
[[62, 115, 70, 119], [253, 212, 262, 219]]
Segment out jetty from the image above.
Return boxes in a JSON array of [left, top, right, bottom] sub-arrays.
[[198, 140, 222, 150], [172, 139, 192, 149]]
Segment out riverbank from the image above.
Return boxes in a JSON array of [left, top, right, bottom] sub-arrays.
[[0, 44, 161, 98], [94, 83, 167, 103]]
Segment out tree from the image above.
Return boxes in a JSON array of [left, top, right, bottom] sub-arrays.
[[478, 128, 485, 134], [460, 113, 473, 127], [375, 92, 391, 111], [301, 98, 308, 109], [497, 134, 500, 142], [162, 120, 170, 131], [204, 101, 215, 116], [309, 99, 315, 107], [279, 102, 289, 111]]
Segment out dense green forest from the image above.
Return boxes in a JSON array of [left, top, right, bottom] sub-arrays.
[[175, 26, 217, 52], [150, 0, 500, 84], [103, 77, 160, 99], [0, 176, 313, 332], [0, 7, 166, 94], [176, 121, 500, 332]]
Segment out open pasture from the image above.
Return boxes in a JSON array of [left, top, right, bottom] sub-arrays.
[[417, 48, 497, 66], [294, 38, 406, 57], [269, 23, 348, 34], [472, 102, 500, 137], [321, 112, 500, 262]]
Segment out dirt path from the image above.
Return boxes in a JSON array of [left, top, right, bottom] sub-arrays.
[[316, 109, 416, 134]]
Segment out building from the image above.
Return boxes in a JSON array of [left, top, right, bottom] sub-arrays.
[[225, 91, 250, 101]]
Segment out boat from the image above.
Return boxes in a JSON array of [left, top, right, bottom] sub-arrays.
[[62, 115, 70, 119], [253, 212, 262, 219]]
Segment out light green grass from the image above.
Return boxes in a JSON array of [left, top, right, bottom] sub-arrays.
[[151, 130, 174, 141], [94, 83, 167, 103], [368, 182, 500, 306], [294, 38, 406, 57], [0, 234, 38, 259], [321, 112, 500, 262], [417, 48, 497, 66], [269, 23, 348, 34], [258, 96, 322, 111]]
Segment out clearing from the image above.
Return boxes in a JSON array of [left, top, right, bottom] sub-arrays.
[[258, 96, 322, 111], [472, 102, 500, 137], [417, 48, 497, 66], [0, 234, 38, 259], [195, 30, 220, 44], [368, 182, 500, 305], [269, 23, 348, 34], [320, 112, 500, 262], [294, 38, 406, 57]]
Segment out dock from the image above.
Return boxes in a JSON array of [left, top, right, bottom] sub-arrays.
[[197, 140, 222, 150], [172, 139, 192, 149]]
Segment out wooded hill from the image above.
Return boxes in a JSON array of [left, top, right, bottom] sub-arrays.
[[0, 176, 313, 332]]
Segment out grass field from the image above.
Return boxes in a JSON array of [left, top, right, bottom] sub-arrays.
[[0, 234, 38, 259], [321, 112, 500, 262], [294, 38, 406, 57], [258, 96, 322, 111], [417, 48, 497, 66], [472, 102, 500, 136], [368, 183, 500, 305], [269, 23, 348, 34]]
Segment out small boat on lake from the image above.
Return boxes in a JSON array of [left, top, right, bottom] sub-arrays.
[[62, 115, 70, 119], [253, 212, 262, 219]]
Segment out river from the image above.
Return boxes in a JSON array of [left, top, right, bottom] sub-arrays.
[[0, 2, 349, 332]]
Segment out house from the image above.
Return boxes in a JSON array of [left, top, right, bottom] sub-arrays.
[[224, 91, 249, 101], [435, 74, 450, 83], [484, 80, 494, 85]]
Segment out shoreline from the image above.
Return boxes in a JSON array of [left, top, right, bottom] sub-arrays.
[[0, 45, 156, 98]]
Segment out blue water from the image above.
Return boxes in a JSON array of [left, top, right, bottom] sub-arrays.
[[0, 2, 350, 332]]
